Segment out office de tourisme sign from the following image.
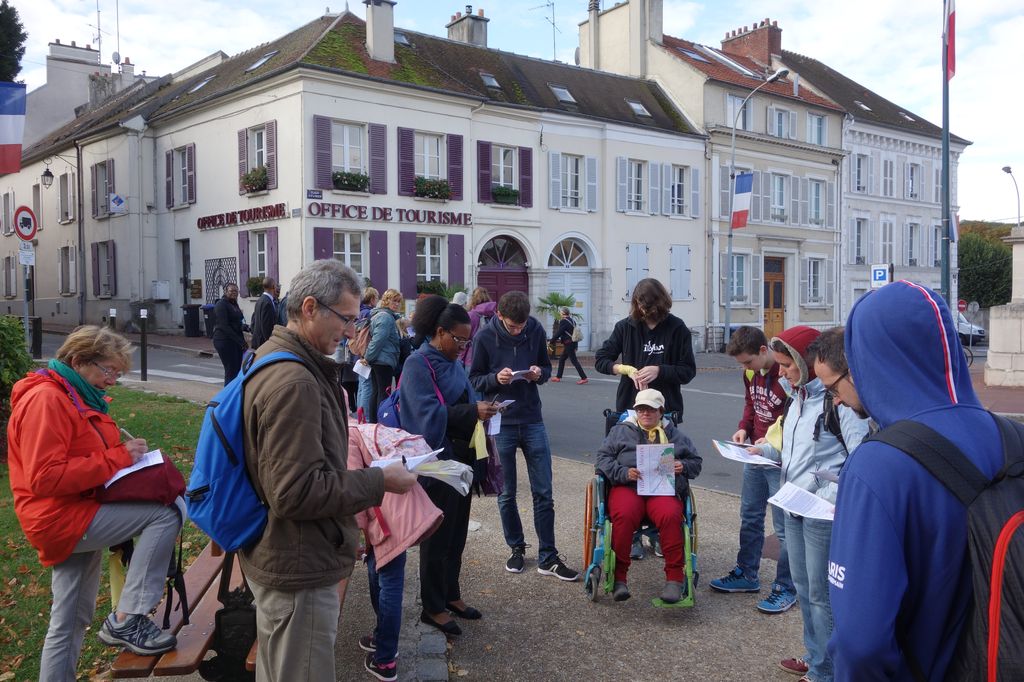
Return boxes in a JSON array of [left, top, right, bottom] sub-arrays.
[[196, 201, 474, 231]]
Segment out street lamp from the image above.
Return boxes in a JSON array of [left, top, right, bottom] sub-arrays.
[[723, 67, 789, 347], [1003, 166, 1021, 231], [41, 167, 54, 188]]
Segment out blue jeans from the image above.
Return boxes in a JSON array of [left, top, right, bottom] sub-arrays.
[[785, 514, 834, 682], [367, 550, 406, 665], [493, 422, 558, 565], [356, 375, 372, 418], [737, 464, 794, 593]]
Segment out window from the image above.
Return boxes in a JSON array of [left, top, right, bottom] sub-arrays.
[[58, 172, 75, 222], [852, 218, 868, 264], [2, 255, 15, 296], [331, 122, 364, 174], [548, 238, 589, 267], [727, 95, 750, 130], [245, 50, 279, 72], [669, 165, 687, 216], [394, 31, 410, 46], [561, 154, 582, 209], [92, 160, 113, 216], [932, 225, 943, 267], [808, 114, 825, 145], [167, 145, 196, 207], [854, 100, 872, 111], [808, 180, 824, 225], [176, 149, 189, 205], [58, 245, 76, 295], [906, 223, 920, 266], [93, 239, 116, 297], [906, 163, 921, 199], [881, 220, 894, 263], [188, 75, 215, 93], [770, 174, 787, 222], [480, 72, 500, 89], [807, 258, 824, 304], [32, 184, 41, 231], [854, 154, 868, 193], [549, 84, 576, 104], [251, 230, 268, 279], [249, 127, 266, 170], [627, 160, 645, 212], [1, 191, 13, 234], [414, 132, 444, 180], [729, 253, 747, 302], [882, 159, 894, 197], [491, 145, 517, 189], [627, 100, 651, 117], [332, 231, 365, 279], [768, 107, 791, 138], [934, 167, 942, 204], [416, 235, 442, 282]]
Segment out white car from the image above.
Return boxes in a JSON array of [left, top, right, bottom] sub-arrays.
[[957, 313, 986, 345]]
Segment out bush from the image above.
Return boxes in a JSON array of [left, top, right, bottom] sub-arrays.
[[957, 232, 1011, 308], [0, 316, 35, 462], [491, 184, 519, 204], [414, 176, 451, 200], [332, 170, 370, 192], [246, 276, 264, 297], [240, 165, 268, 193]]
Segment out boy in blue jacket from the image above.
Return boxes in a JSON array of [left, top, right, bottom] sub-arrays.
[[827, 282, 1004, 681], [469, 291, 579, 582]]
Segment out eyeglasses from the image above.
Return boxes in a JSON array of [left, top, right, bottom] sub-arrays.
[[446, 330, 471, 347], [825, 369, 849, 399], [92, 361, 124, 380], [315, 299, 356, 327]]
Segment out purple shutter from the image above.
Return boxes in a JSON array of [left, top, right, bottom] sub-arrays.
[[447, 234, 464, 287], [477, 141, 492, 203], [186, 144, 196, 203], [313, 227, 333, 261], [398, 231, 417, 298], [368, 124, 387, 195], [267, 226, 279, 281], [91, 242, 100, 294], [518, 147, 532, 207], [165, 151, 173, 208], [90, 164, 98, 217], [447, 134, 463, 201], [397, 127, 415, 196], [237, 129, 248, 194], [107, 240, 117, 296], [107, 159, 115, 196], [265, 120, 278, 190], [238, 231, 249, 285], [313, 115, 332, 189], [369, 230, 388, 289]]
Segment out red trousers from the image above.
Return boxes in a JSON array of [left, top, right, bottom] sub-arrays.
[[608, 485, 685, 583]]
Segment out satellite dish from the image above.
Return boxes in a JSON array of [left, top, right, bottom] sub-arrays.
[[112, 51, 121, 65], [574, 47, 580, 66]]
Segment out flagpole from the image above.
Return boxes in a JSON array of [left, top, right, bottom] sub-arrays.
[[940, 2, 952, 304]]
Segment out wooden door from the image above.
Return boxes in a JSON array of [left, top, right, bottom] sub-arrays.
[[763, 257, 785, 339]]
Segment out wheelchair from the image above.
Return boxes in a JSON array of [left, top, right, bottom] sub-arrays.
[[582, 472, 699, 607]]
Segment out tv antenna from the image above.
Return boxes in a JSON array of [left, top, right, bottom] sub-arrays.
[[530, 1, 561, 61]]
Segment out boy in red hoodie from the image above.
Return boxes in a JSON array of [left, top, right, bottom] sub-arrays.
[[710, 327, 795, 615]]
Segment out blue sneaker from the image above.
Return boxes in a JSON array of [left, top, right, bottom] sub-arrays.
[[757, 586, 797, 614], [709, 567, 760, 593]]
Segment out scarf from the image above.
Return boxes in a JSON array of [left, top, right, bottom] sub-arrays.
[[48, 359, 109, 414], [643, 425, 667, 444]]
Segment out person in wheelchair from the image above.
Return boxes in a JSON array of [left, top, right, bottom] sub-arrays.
[[595, 389, 702, 603]]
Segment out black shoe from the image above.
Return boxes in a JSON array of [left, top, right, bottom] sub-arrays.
[[420, 611, 462, 636], [447, 602, 483, 620], [364, 653, 398, 682], [505, 545, 527, 573], [358, 634, 376, 652], [537, 555, 580, 582]]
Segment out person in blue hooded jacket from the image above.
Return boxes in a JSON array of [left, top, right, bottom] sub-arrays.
[[826, 281, 1005, 681], [469, 290, 580, 582]]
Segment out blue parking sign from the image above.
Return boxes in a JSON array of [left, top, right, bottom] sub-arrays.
[[870, 264, 889, 288]]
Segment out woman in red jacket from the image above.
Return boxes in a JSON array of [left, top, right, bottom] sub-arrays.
[[7, 326, 181, 679]]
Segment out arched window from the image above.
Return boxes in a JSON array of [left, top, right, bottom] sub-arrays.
[[547, 238, 590, 268], [479, 236, 527, 269]]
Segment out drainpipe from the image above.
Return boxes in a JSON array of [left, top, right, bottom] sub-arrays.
[[75, 141, 86, 324]]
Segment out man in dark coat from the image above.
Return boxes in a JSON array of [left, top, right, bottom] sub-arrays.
[[250, 276, 278, 350]]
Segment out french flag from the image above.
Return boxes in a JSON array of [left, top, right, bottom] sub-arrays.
[[731, 172, 753, 229], [0, 82, 27, 175], [944, 0, 955, 80]]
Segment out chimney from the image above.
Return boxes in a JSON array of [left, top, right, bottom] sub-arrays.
[[446, 6, 489, 48], [120, 57, 134, 79], [587, 0, 600, 70], [364, 0, 397, 63], [720, 17, 781, 65]]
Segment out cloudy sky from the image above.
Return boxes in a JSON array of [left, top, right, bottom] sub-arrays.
[[15, 0, 1024, 224]]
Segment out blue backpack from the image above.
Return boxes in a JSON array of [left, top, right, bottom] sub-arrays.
[[186, 351, 304, 551], [377, 354, 443, 429]]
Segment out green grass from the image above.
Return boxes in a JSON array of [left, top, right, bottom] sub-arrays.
[[0, 386, 206, 681]]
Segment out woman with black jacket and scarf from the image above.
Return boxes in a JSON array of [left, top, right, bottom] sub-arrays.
[[398, 296, 498, 637], [212, 282, 248, 385], [550, 307, 588, 384], [595, 278, 696, 419]]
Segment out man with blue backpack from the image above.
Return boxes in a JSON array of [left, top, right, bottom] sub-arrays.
[[828, 281, 1024, 681], [221, 260, 416, 681]]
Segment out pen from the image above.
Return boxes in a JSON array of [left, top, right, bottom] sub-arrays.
[[120, 428, 135, 440]]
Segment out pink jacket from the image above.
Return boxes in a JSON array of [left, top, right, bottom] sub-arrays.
[[347, 424, 443, 568]]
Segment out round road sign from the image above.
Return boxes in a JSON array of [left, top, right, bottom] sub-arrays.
[[12, 205, 38, 241], [967, 301, 980, 316], [957, 299, 967, 313]]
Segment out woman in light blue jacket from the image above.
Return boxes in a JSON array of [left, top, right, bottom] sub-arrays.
[[750, 326, 869, 682], [363, 288, 403, 423]]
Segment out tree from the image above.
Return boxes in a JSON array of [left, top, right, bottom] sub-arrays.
[[0, 0, 27, 82], [957, 232, 1011, 308]]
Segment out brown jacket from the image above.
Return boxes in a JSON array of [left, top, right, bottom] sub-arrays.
[[240, 326, 385, 590]]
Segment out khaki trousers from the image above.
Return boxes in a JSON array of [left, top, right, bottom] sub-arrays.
[[248, 579, 340, 682]]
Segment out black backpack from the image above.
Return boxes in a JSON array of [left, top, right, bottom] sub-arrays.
[[866, 414, 1024, 682], [778, 391, 848, 453]]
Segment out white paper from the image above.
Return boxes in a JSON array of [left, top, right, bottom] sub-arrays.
[[636, 444, 676, 496], [812, 469, 840, 484], [105, 449, 164, 488], [370, 448, 444, 471], [495, 399, 515, 409], [768, 481, 836, 521], [712, 439, 781, 467], [487, 412, 502, 436], [510, 369, 532, 382], [353, 361, 371, 379]]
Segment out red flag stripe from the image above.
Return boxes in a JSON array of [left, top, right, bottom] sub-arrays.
[[945, 0, 956, 80]]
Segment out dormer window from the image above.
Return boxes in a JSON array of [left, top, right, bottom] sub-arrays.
[[394, 31, 410, 46], [246, 50, 279, 72], [480, 72, 500, 89], [627, 100, 651, 117], [898, 112, 915, 122], [188, 75, 215, 94], [549, 84, 576, 104], [853, 100, 872, 112]]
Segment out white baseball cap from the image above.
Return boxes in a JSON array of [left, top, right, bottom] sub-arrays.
[[633, 388, 665, 411]]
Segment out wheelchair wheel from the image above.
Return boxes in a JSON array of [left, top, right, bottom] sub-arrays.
[[687, 488, 699, 553], [586, 566, 602, 602], [583, 479, 596, 563]]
